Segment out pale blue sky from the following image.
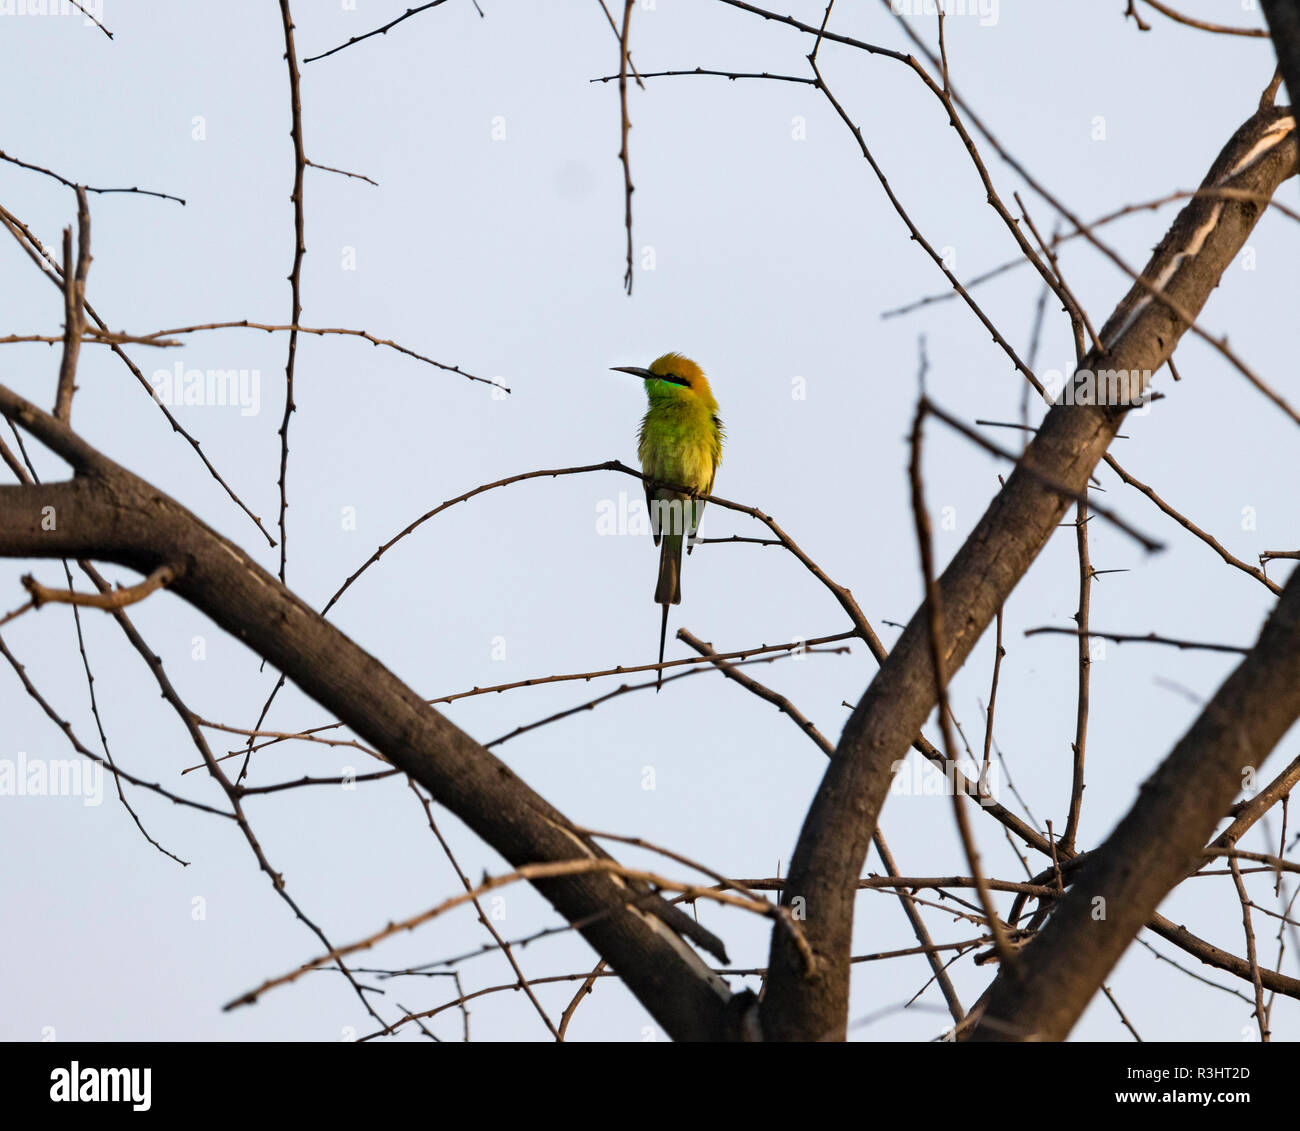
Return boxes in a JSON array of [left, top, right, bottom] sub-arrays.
[[1, 0, 1296, 1041]]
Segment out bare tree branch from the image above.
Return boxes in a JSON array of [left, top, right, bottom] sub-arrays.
[[971, 564, 1300, 1040], [760, 105, 1298, 1042], [0, 384, 740, 1042]]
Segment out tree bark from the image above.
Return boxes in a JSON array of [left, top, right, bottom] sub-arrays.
[[970, 565, 1300, 1040], [1264, 1, 1300, 116], [760, 105, 1298, 1041], [0, 386, 739, 1042]]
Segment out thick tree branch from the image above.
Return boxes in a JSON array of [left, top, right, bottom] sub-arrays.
[[0, 385, 739, 1042], [759, 105, 1298, 1042], [1263, 2, 1300, 113], [970, 564, 1300, 1040]]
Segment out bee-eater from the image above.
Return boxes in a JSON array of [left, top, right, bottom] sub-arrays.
[[610, 353, 724, 689]]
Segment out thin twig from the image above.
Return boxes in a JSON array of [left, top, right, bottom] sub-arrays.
[[909, 350, 1017, 968], [277, 0, 307, 584], [303, 0, 453, 63], [616, 0, 635, 293], [0, 150, 182, 204], [1229, 857, 1270, 1041], [22, 563, 182, 612], [1062, 497, 1091, 852], [226, 857, 812, 1010], [54, 189, 91, 422], [1136, 0, 1267, 37], [1025, 627, 1249, 655]]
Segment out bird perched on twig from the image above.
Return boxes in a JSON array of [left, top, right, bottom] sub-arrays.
[[610, 353, 724, 690]]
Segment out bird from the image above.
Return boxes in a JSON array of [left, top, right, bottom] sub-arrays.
[[610, 353, 724, 690]]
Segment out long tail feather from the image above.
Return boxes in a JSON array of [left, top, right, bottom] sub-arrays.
[[654, 534, 682, 694], [655, 533, 683, 606], [656, 602, 669, 693]]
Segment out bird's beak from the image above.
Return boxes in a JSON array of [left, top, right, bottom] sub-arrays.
[[610, 366, 690, 387]]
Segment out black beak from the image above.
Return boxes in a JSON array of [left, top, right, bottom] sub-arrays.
[[610, 365, 690, 387]]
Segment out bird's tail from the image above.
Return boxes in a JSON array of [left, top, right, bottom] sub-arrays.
[[654, 534, 682, 693], [655, 533, 683, 606], [656, 602, 670, 693]]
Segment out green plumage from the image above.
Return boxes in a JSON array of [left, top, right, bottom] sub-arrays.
[[628, 353, 723, 688]]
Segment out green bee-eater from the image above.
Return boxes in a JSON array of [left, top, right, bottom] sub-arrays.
[[611, 353, 724, 689]]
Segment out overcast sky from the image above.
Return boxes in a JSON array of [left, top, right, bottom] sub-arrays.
[[1, 0, 1297, 1042]]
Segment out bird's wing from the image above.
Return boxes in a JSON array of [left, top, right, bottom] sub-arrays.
[[644, 479, 662, 546], [686, 441, 720, 555], [637, 413, 663, 547], [685, 501, 704, 555]]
